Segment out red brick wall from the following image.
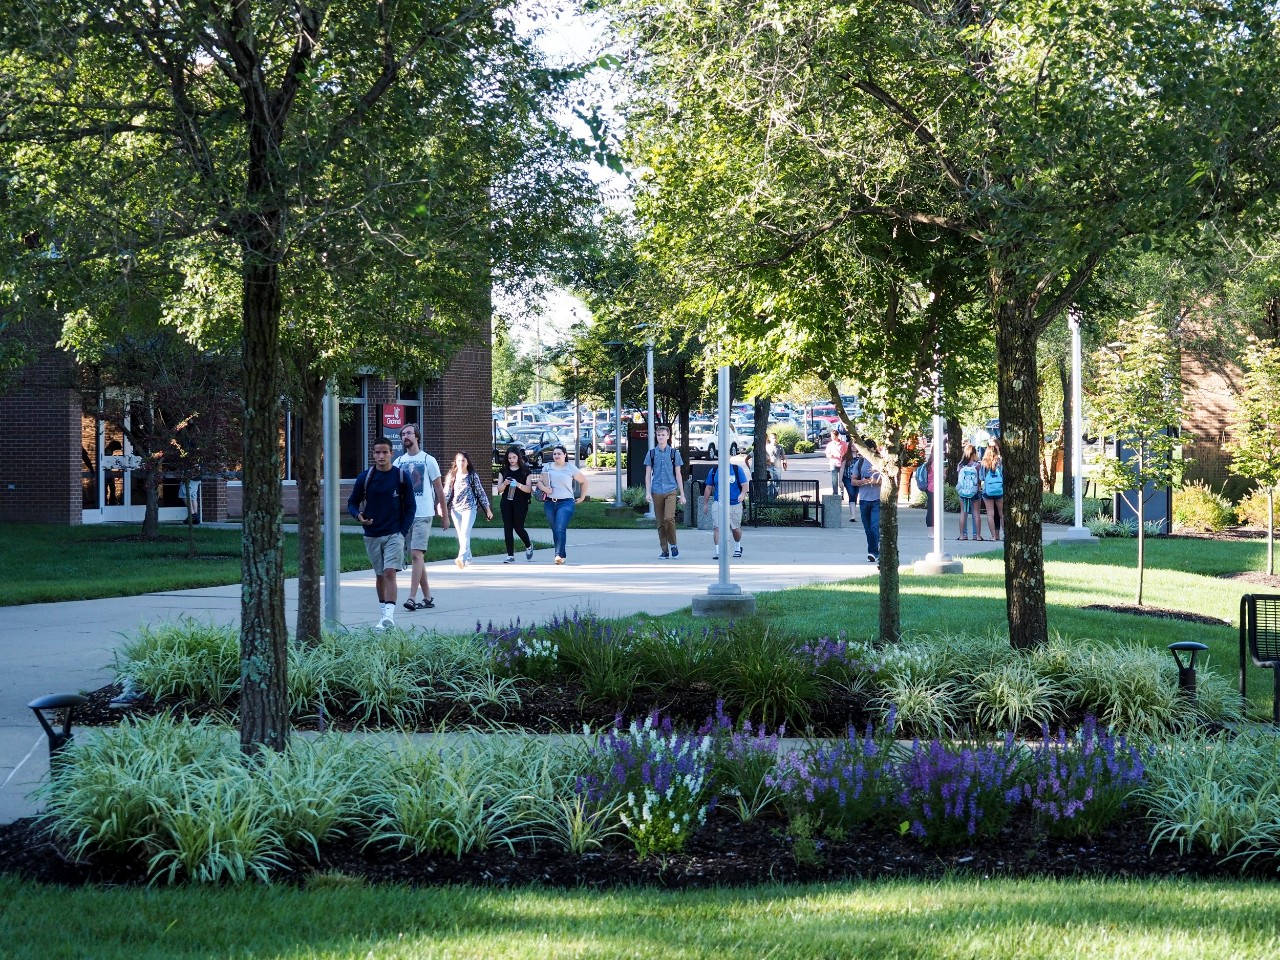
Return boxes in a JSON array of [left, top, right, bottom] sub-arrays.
[[0, 344, 82, 523], [1182, 351, 1243, 496], [425, 345, 493, 479]]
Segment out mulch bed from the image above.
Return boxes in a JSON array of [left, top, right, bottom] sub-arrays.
[[72, 683, 873, 737], [1221, 571, 1280, 591], [1082, 604, 1231, 626], [0, 806, 1272, 889]]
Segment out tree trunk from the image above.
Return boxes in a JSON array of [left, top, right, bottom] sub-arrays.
[[944, 414, 961, 487], [1136, 464, 1146, 605], [141, 466, 161, 539], [239, 249, 289, 754], [994, 278, 1049, 649], [1269, 491, 1275, 578], [752, 396, 769, 485], [878, 423, 903, 644], [1058, 357, 1073, 498], [293, 368, 326, 646]]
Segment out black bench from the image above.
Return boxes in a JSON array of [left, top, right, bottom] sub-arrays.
[[1239, 594, 1280, 724], [745, 477, 822, 526]]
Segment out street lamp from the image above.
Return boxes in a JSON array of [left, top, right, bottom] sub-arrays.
[[604, 340, 625, 507], [914, 364, 963, 575], [1063, 307, 1098, 543]]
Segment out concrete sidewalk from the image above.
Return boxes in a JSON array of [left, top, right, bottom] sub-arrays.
[[0, 506, 1070, 825]]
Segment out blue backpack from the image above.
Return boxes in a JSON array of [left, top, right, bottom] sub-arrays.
[[983, 464, 1004, 497], [956, 462, 980, 498], [913, 462, 928, 490]]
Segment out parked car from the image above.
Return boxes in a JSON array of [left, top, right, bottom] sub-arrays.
[[600, 429, 628, 455], [678, 419, 744, 459], [510, 426, 566, 468], [492, 424, 518, 468]]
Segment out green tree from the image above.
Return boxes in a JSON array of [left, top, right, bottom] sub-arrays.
[[492, 331, 535, 408], [608, 0, 1280, 647], [1229, 337, 1280, 576], [1093, 312, 1186, 604], [0, 0, 596, 750]]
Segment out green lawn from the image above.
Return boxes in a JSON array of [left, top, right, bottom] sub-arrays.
[[651, 536, 1272, 714], [0, 524, 527, 606], [2, 874, 1279, 959]]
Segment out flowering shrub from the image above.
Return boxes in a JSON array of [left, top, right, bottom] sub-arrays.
[[894, 735, 1027, 846], [578, 712, 716, 857], [701, 702, 785, 821], [477, 618, 560, 683], [1028, 717, 1146, 837], [766, 720, 895, 834]]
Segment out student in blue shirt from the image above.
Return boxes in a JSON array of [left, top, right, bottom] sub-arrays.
[[701, 458, 750, 560]]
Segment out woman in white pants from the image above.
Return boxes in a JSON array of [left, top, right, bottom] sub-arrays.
[[443, 451, 493, 568]]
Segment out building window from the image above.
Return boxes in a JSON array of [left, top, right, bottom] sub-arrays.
[[340, 377, 367, 479]]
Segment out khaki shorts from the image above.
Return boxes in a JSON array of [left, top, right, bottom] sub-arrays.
[[711, 501, 743, 531], [407, 516, 433, 553], [364, 533, 404, 573]]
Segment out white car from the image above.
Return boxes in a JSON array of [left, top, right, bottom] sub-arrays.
[[678, 419, 744, 460]]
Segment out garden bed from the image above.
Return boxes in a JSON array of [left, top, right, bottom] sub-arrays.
[[1, 805, 1272, 890]]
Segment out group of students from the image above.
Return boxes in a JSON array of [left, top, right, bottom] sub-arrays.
[[916, 438, 1006, 541], [347, 426, 590, 630]]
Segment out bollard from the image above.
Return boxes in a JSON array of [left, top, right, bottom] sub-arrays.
[[28, 693, 89, 759], [1168, 641, 1209, 698]]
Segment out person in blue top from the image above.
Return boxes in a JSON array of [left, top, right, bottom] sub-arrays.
[[644, 425, 687, 559], [347, 437, 416, 630], [701, 458, 750, 560], [848, 440, 882, 564]]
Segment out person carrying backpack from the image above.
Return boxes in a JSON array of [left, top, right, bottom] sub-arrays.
[[849, 441, 882, 563], [955, 444, 982, 540], [347, 436, 417, 629], [644, 425, 687, 558], [702, 459, 750, 559], [981, 438, 1005, 541]]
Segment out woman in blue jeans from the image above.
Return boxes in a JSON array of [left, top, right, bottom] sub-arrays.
[[535, 445, 589, 564]]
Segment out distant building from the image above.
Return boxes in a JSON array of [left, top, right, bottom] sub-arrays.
[[0, 334, 491, 525]]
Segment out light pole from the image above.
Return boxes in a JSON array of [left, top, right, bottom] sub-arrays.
[[604, 340, 625, 506], [322, 378, 342, 627], [1064, 307, 1098, 543], [644, 338, 656, 519], [914, 366, 963, 575], [692, 364, 756, 617]]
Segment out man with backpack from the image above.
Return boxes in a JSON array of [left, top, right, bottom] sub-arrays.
[[702, 458, 750, 559], [348, 437, 416, 629], [644, 425, 687, 558]]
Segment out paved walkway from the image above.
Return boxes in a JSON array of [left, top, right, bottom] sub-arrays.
[[0, 506, 1074, 825]]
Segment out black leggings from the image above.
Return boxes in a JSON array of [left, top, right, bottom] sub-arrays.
[[501, 497, 532, 555]]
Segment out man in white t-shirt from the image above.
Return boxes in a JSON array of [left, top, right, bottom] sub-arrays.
[[395, 424, 448, 610]]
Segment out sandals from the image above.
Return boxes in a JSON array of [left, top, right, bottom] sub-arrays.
[[403, 597, 436, 611]]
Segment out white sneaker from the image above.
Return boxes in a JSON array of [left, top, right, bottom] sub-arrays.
[[375, 617, 394, 631], [525, 545, 534, 561], [712, 552, 719, 560], [733, 546, 743, 558]]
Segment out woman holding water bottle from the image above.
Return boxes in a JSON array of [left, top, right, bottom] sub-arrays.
[[496, 446, 534, 563]]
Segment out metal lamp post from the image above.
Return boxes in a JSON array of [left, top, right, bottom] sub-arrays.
[[604, 341, 625, 506], [693, 364, 755, 617], [644, 339, 656, 520], [323, 378, 342, 627], [914, 367, 963, 575], [1064, 307, 1098, 543]]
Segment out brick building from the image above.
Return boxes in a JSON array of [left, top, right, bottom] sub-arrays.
[[0, 337, 491, 525]]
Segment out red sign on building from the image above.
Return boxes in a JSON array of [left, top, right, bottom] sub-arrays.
[[381, 404, 406, 429]]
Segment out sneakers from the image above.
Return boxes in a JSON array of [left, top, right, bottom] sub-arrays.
[[455, 557, 465, 570], [659, 552, 670, 559], [733, 546, 743, 558], [375, 617, 394, 631], [867, 553, 878, 563], [525, 545, 534, 561], [554, 556, 565, 565], [670, 545, 679, 558], [504, 555, 515, 563], [712, 551, 719, 560]]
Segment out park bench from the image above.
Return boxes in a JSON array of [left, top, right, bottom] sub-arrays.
[[1239, 593, 1280, 725], [744, 477, 822, 527]]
